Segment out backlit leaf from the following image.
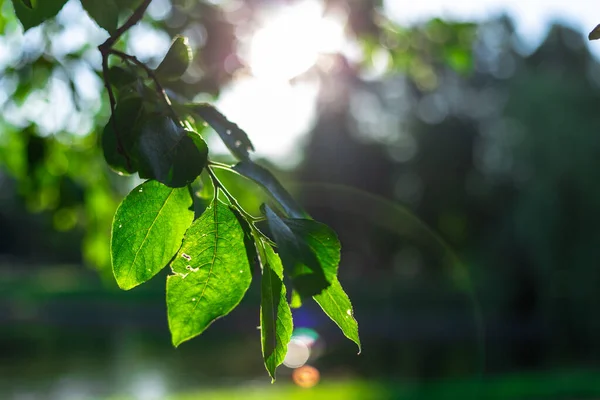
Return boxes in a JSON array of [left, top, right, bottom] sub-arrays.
[[264, 206, 359, 349], [11, 0, 67, 31], [264, 205, 337, 297], [167, 200, 252, 346], [81, 0, 118, 34], [137, 116, 208, 188], [235, 161, 306, 218], [111, 180, 194, 290], [260, 244, 293, 381], [290, 289, 302, 308], [189, 104, 255, 161], [313, 278, 361, 353], [155, 35, 192, 80]]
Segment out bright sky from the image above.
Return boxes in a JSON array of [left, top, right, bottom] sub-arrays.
[[4, 0, 598, 167], [214, 0, 600, 168], [385, 0, 599, 51]]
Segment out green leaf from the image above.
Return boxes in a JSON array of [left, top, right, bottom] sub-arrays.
[[115, 0, 143, 13], [107, 66, 140, 95], [265, 206, 360, 350], [234, 207, 259, 272], [11, 0, 67, 32], [264, 205, 337, 297], [102, 96, 144, 175], [111, 180, 194, 290], [188, 104, 255, 160], [81, 0, 118, 34], [235, 161, 306, 218], [167, 200, 253, 347], [290, 289, 302, 309], [155, 35, 192, 80], [137, 116, 208, 188], [260, 244, 293, 381], [589, 24, 600, 41], [21, 0, 33, 9], [313, 278, 361, 353]]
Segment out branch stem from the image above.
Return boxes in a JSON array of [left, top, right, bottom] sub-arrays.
[[99, 0, 152, 51]]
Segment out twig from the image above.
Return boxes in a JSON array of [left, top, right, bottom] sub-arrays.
[[208, 160, 253, 181], [98, 0, 153, 170], [207, 166, 264, 221], [99, 0, 153, 51]]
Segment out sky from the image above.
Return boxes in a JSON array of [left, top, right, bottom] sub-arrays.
[[385, 0, 599, 52]]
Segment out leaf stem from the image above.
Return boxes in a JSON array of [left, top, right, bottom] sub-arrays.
[[207, 166, 256, 220], [207, 165, 275, 245], [208, 160, 235, 170], [207, 160, 264, 186]]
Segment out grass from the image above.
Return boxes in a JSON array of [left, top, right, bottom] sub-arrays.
[[107, 369, 600, 400]]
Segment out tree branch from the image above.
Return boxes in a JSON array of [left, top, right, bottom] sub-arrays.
[[99, 0, 153, 51]]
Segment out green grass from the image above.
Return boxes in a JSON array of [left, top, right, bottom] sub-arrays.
[[107, 370, 600, 400]]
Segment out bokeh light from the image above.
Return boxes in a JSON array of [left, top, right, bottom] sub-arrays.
[[283, 327, 324, 369], [292, 365, 321, 388], [283, 337, 310, 368]]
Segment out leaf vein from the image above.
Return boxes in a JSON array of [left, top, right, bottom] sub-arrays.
[[124, 189, 175, 282], [184, 203, 220, 326]]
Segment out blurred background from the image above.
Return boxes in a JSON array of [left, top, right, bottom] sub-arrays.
[[2, 0, 600, 398]]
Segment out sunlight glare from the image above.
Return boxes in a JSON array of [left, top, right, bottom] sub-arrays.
[[248, 0, 345, 81]]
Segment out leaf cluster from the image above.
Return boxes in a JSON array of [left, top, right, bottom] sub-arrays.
[[9, 0, 361, 380]]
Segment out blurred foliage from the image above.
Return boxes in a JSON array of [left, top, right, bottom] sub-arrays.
[[0, 0, 475, 277], [4, 0, 600, 394], [107, 372, 600, 400]]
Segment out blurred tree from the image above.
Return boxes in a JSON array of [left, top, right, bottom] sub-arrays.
[[296, 13, 600, 375]]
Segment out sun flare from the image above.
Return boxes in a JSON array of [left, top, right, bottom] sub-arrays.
[[247, 0, 346, 81]]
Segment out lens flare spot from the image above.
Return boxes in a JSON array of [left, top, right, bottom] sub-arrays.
[[283, 338, 310, 368], [292, 365, 320, 388], [292, 327, 319, 348]]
